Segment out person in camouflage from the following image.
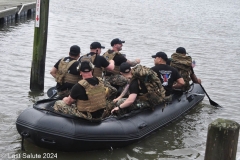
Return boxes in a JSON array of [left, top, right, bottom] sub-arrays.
[[50, 45, 81, 99], [53, 61, 116, 120], [111, 62, 165, 116], [102, 38, 140, 88], [170, 47, 201, 91], [79, 42, 115, 78]]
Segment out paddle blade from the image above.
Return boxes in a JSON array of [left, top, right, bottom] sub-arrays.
[[209, 99, 222, 108], [47, 87, 57, 97], [199, 84, 222, 108]]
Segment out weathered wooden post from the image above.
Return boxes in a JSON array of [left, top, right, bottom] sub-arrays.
[[30, 0, 49, 91], [204, 118, 240, 160]]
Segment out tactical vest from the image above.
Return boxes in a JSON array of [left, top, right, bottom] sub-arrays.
[[77, 77, 106, 112], [80, 53, 103, 78], [55, 58, 81, 85], [170, 53, 192, 90], [130, 65, 166, 106], [102, 49, 121, 75]]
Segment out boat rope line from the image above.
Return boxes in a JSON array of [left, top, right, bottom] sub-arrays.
[[33, 104, 103, 123]]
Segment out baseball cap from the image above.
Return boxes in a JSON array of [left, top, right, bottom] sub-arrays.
[[120, 62, 131, 73], [90, 42, 105, 49], [79, 61, 93, 72], [111, 38, 125, 46], [176, 47, 187, 54], [70, 45, 81, 56], [151, 52, 168, 62]]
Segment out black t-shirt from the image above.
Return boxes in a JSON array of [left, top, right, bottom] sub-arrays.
[[151, 64, 181, 96], [54, 57, 80, 91], [70, 77, 99, 100], [113, 54, 127, 66], [129, 78, 148, 96], [105, 53, 127, 76]]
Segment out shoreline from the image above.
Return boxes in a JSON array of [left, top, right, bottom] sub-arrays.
[[0, 0, 36, 25]]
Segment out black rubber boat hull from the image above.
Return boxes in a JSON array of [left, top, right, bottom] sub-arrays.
[[16, 83, 205, 151]]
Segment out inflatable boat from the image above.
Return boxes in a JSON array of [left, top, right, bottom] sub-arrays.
[[16, 83, 205, 152]]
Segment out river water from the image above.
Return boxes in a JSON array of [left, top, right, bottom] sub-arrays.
[[0, 0, 240, 159]]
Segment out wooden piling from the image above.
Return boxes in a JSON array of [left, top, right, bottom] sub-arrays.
[[204, 118, 240, 160], [30, 0, 49, 91]]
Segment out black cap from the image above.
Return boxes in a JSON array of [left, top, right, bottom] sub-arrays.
[[111, 38, 125, 46], [70, 45, 80, 56], [151, 52, 168, 62], [79, 61, 93, 72], [120, 62, 131, 73], [176, 47, 187, 54], [90, 42, 105, 49]]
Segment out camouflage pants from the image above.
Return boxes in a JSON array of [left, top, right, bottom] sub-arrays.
[[105, 74, 128, 87], [53, 100, 115, 119], [179, 70, 191, 91], [53, 100, 90, 118], [101, 100, 116, 118], [104, 81, 117, 100], [115, 98, 150, 116]]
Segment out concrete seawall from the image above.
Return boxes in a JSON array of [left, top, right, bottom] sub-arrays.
[[0, 0, 36, 25]]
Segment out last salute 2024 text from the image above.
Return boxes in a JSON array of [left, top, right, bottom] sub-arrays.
[[5, 153, 57, 159]]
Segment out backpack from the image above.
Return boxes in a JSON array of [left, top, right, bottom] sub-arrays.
[[170, 53, 192, 90], [131, 65, 166, 106]]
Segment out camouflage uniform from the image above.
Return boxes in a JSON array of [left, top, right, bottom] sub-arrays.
[[53, 77, 117, 120], [53, 100, 89, 118], [55, 58, 81, 98], [104, 80, 117, 100], [104, 74, 128, 87], [102, 49, 128, 87], [114, 98, 151, 116], [53, 100, 115, 120], [131, 65, 166, 105]]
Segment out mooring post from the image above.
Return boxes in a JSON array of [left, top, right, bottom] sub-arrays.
[[30, 0, 49, 92], [204, 118, 240, 160]]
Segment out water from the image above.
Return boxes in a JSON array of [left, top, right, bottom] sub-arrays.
[[0, 0, 240, 159]]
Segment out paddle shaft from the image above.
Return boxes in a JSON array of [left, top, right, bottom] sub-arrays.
[[199, 83, 221, 107], [192, 67, 221, 107], [199, 84, 211, 100]]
